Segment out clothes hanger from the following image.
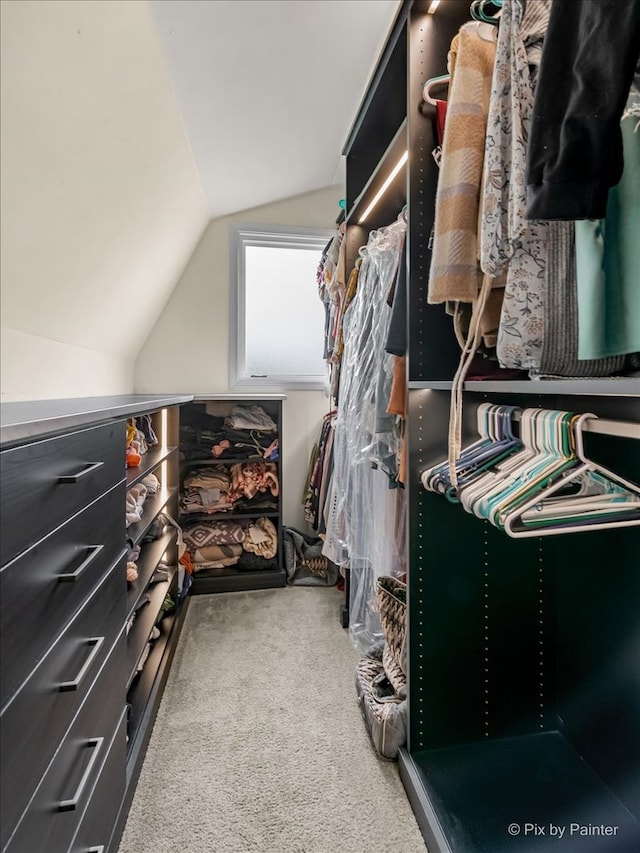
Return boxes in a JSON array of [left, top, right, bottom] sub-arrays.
[[470, 0, 502, 25], [502, 413, 640, 537], [421, 404, 521, 499], [458, 407, 544, 515], [476, 410, 579, 528], [422, 74, 450, 106], [460, 409, 578, 520]]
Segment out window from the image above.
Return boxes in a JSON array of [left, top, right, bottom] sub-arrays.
[[230, 224, 333, 390]]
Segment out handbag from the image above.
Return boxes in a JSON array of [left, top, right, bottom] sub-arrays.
[[283, 526, 339, 586], [376, 576, 407, 674], [355, 655, 407, 760]]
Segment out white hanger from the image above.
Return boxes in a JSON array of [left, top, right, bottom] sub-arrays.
[[422, 74, 450, 106], [502, 413, 640, 538]]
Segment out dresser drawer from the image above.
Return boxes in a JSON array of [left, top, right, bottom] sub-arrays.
[[3, 636, 126, 853], [0, 420, 124, 566], [0, 483, 125, 706], [0, 561, 126, 845], [68, 709, 127, 853]]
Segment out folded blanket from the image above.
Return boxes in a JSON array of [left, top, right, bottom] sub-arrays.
[[223, 405, 277, 432], [194, 543, 243, 563], [184, 465, 230, 491], [182, 517, 278, 560], [183, 519, 247, 549], [192, 542, 243, 570]]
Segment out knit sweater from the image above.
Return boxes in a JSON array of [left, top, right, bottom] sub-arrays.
[[428, 22, 499, 305]]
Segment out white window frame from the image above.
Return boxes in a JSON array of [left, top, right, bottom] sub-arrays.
[[229, 223, 334, 390]]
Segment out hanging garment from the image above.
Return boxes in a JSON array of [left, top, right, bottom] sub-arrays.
[[428, 21, 501, 307], [526, 0, 640, 221], [481, 0, 551, 371], [537, 222, 626, 377], [323, 217, 407, 653], [385, 243, 407, 356], [334, 259, 361, 363], [575, 100, 640, 361]]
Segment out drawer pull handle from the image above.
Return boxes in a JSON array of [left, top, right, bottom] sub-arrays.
[[58, 461, 104, 484], [59, 637, 105, 692], [87, 847, 105, 853], [58, 545, 104, 583], [58, 737, 104, 812]]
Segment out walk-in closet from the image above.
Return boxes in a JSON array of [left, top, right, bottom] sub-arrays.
[[1, 1, 639, 852]]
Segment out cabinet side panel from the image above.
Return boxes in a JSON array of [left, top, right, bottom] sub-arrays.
[[407, 3, 467, 382]]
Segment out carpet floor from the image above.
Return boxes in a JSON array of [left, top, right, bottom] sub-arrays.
[[118, 587, 426, 853]]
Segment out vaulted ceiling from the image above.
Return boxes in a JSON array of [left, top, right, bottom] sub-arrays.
[[150, 0, 398, 217], [1, 0, 398, 390]]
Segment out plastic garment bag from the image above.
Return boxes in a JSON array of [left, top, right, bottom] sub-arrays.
[[323, 217, 407, 653]]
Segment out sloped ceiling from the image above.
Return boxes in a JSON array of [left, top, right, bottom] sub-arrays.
[[1, 0, 397, 370], [0, 0, 210, 360], [149, 0, 399, 217]]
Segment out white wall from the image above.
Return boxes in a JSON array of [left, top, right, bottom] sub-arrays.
[[0, 0, 208, 401], [135, 186, 340, 528], [1, 329, 134, 402]]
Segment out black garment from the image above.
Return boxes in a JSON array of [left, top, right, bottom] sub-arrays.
[[385, 240, 407, 357], [526, 0, 640, 221]]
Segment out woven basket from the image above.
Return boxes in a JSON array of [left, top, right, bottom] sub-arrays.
[[376, 576, 407, 675], [382, 643, 407, 699]]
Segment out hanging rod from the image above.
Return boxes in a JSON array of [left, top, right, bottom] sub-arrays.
[[512, 412, 640, 440]]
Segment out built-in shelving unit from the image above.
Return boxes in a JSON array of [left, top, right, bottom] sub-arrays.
[[179, 395, 287, 594], [342, 1, 640, 850], [0, 394, 192, 853]]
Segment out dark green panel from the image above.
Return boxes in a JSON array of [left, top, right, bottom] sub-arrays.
[[407, 3, 469, 382], [409, 491, 561, 751], [405, 733, 640, 853], [549, 519, 640, 818], [409, 492, 486, 750]]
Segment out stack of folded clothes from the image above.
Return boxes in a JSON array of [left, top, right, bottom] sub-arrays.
[[180, 404, 279, 462], [182, 516, 278, 571], [180, 462, 279, 515]]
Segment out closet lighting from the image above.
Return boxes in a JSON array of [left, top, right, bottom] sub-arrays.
[[427, 0, 441, 13], [160, 407, 168, 452], [359, 150, 408, 224]]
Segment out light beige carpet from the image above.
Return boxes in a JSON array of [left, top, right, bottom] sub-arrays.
[[118, 587, 426, 853]]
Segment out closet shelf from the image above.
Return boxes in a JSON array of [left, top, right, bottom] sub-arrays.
[[183, 456, 279, 467], [126, 446, 177, 488], [125, 570, 177, 689], [127, 486, 180, 547], [409, 378, 640, 396], [179, 510, 279, 521], [511, 411, 640, 440], [125, 600, 189, 783], [189, 566, 286, 594], [0, 394, 193, 448], [399, 732, 640, 853], [126, 529, 176, 617], [346, 118, 407, 225]]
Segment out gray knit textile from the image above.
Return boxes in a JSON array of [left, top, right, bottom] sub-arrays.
[[537, 221, 626, 377], [118, 589, 426, 853]]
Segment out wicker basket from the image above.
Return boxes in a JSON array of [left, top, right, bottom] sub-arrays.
[[382, 643, 407, 699], [376, 576, 407, 675]]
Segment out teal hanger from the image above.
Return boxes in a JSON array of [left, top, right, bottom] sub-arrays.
[[470, 0, 502, 25]]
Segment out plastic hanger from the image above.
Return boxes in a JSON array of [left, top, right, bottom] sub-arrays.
[[502, 413, 640, 537], [476, 411, 578, 527], [423, 74, 450, 106], [421, 404, 521, 499], [458, 408, 543, 515], [470, 0, 502, 25]]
